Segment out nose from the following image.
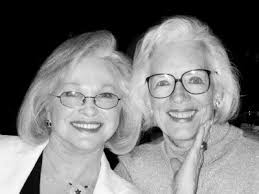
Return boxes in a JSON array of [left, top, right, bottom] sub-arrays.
[[169, 81, 189, 103], [78, 98, 98, 117]]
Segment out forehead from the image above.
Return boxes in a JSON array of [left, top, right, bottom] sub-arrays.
[[63, 56, 119, 90], [150, 41, 208, 76]]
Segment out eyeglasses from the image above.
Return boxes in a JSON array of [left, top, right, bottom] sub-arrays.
[[52, 91, 121, 109], [146, 69, 212, 98]]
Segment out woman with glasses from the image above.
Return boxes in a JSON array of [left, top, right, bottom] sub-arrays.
[[115, 16, 259, 193], [0, 31, 141, 193]]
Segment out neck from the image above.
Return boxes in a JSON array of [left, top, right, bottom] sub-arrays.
[[42, 134, 103, 184], [163, 134, 195, 163], [172, 139, 194, 149], [167, 135, 194, 150]]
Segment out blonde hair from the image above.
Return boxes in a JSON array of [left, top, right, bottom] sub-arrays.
[[17, 31, 140, 154], [130, 15, 240, 131]]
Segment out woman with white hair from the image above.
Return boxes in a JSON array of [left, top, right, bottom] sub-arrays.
[[115, 16, 259, 193], [0, 31, 141, 194]]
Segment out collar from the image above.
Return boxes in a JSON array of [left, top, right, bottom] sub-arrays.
[[0, 136, 139, 194], [162, 123, 240, 165], [0, 136, 48, 194]]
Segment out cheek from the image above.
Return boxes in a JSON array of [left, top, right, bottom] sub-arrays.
[[198, 103, 214, 123], [111, 111, 120, 128], [105, 108, 121, 131], [150, 97, 167, 112], [51, 105, 72, 129], [194, 93, 214, 123], [150, 98, 168, 127]]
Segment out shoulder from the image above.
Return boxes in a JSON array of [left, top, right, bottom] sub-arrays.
[[237, 132, 259, 168], [230, 125, 259, 162], [116, 140, 177, 193], [214, 125, 259, 176], [0, 135, 47, 193], [119, 141, 163, 165], [202, 125, 259, 192], [0, 134, 47, 157], [117, 141, 167, 177], [0, 135, 25, 151], [0, 134, 21, 142]]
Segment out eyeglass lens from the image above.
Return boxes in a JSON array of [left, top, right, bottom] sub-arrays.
[[148, 70, 210, 98], [59, 91, 119, 109]]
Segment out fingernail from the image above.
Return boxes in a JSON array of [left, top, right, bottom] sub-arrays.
[[210, 120, 213, 125]]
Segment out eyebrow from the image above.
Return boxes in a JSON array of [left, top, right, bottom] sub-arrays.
[[62, 82, 117, 91]]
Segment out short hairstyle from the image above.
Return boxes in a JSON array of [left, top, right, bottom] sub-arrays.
[[130, 15, 240, 131], [17, 31, 140, 154]]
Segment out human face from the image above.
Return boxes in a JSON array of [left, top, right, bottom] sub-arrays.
[[149, 41, 214, 142], [48, 57, 122, 152]]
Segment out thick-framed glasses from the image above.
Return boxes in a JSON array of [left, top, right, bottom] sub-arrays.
[[146, 69, 212, 98], [52, 91, 121, 109]]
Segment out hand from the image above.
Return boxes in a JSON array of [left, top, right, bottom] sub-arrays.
[[173, 120, 212, 194]]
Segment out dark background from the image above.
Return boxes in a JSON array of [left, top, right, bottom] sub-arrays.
[[1, 4, 259, 135]]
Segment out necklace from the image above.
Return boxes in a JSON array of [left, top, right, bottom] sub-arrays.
[[68, 182, 89, 194], [41, 154, 95, 194], [41, 173, 92, 194]]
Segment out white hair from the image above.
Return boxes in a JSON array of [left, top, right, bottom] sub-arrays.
[[130, 15, 240, 131]]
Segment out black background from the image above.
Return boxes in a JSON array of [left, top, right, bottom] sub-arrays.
[[1, 4, 259, 135]]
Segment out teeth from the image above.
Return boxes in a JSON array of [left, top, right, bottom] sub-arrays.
[[168, 111, 196, 119], [71, 123, 101, 129]]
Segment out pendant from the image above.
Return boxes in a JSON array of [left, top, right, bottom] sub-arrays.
[[69, 183, 88, 194]]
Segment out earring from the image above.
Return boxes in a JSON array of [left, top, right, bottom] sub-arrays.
[[45, 119, 52, 128], [214, 99, 221, 108]]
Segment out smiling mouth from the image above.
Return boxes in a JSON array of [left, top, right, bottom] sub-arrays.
[[70, 121, 102, 132], [168, 110, 197, 121]]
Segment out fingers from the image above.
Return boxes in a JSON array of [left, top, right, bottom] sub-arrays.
[[193, 120, 210, 152], [198, 105, 213, 124], [203, 120, 212, 142], [182, 122, 207, 167], [187, 120, 212, 162], [173, 121, 213, 194]]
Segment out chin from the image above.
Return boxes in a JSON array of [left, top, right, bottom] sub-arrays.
[[71, 139, 103, 152], [166, 127, 197, 141], [170, 135, 195, 142]]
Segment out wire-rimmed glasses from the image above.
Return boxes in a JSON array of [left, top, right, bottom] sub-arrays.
[[52, 91, 121, 109]]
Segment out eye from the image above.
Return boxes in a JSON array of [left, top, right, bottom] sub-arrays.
[[156, 80, 170, 87], [63, 91, 80, 97], [188, 77, 204, 84], [98, 92, 115, 99]]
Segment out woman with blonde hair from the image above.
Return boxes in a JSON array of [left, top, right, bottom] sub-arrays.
[[0, 30, 141, 193]]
